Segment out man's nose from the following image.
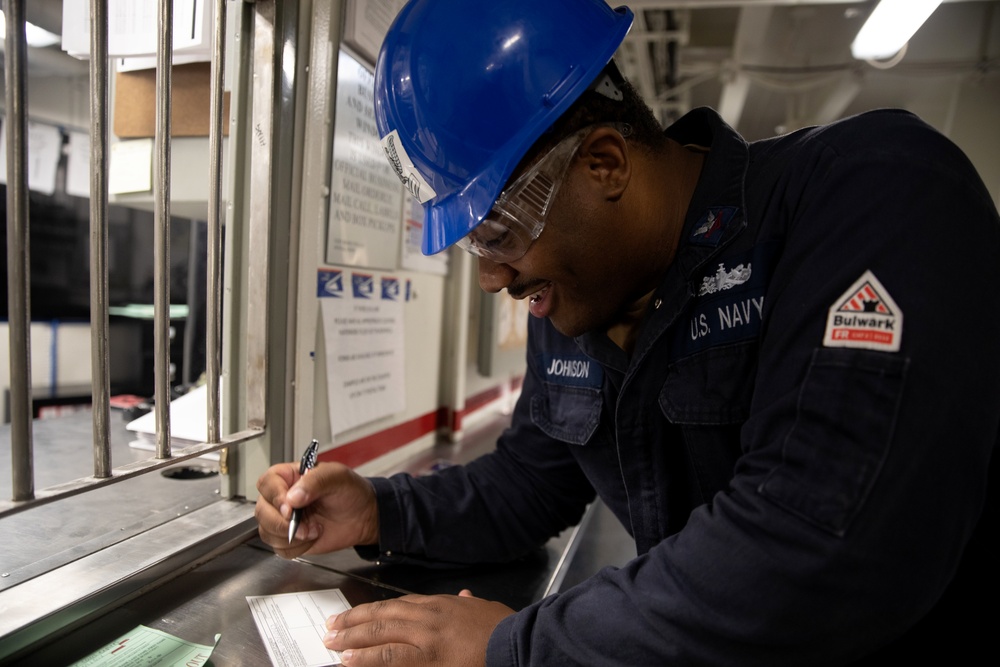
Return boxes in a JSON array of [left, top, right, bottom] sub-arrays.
[[477, 257, 517, 293]]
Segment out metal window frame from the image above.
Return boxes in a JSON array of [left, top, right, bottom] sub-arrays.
[[0, 0, 305, 659]]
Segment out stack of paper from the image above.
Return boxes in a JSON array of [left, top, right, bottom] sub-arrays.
[[61, 0, 214, 71], [126, 384, 221, 460]]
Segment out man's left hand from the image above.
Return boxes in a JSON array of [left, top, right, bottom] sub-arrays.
[[324, 589, 514, 666]]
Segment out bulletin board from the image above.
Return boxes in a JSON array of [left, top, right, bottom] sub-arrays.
[[325, 49, 404, 270]]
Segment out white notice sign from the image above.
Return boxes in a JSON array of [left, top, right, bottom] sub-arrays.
[[66, 131, 91, 198], [0, 120, 62, 196], [318, 269, 406, 435], [325, 50, 403, 270]]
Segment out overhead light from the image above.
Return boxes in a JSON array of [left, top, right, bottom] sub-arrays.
[[851, 0, 944, 61], [0, 9, 62, 49]]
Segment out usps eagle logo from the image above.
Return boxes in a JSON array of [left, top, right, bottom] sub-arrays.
[[317, 270, 344, 297]]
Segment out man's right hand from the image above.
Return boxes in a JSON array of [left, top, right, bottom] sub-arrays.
[[255, 461, 380, 559]]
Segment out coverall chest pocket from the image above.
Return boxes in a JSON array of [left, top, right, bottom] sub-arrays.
[[659, 343, 757, 426], [658, 343, 756, 504], [530, 383, 603, 446], [759, 347, 908, 536]]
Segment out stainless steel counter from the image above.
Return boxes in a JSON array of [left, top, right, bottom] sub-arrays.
[[0, 409, 222, 592], [2, 412, 634, 666], [7, 534, 575, 666]]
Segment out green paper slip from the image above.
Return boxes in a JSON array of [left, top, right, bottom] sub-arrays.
[[69, 624, 220, 667]]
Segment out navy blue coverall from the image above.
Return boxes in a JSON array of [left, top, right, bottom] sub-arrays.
[[366, 108, 1000, 666]]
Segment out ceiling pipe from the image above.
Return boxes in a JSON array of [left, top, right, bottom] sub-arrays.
[[718, 5, 775, 131]]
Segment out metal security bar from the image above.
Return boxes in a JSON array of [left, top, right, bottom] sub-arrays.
[[0, 0, 267, 519], [90, 0, 111, 479], [153, 0, 174, 460], [207, 0, 227, 447], [4, 0, 33, 504]]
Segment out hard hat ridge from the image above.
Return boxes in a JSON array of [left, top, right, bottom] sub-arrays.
[[374, 0, 635, 255]]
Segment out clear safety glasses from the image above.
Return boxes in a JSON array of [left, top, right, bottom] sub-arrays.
[[456, 123, 631, 264]]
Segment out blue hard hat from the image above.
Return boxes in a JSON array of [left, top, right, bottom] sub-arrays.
[[374, 0, 634, 255]]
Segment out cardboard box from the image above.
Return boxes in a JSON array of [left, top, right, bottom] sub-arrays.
[[113, 62, 230, 138]]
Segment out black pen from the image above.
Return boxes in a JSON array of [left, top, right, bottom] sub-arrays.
[[288, 439, 319, 544]]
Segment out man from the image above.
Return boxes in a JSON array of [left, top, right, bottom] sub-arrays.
[[255, 0, 999, 664]]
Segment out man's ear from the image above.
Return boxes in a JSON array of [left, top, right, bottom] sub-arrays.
[[577, 127, 631, 201]]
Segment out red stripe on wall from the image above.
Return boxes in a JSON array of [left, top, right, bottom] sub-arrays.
[[319, 408, 445, 468], [317, 378, 522, 469]]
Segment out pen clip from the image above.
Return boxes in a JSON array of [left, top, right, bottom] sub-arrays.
[[301, 438, 318, 472]]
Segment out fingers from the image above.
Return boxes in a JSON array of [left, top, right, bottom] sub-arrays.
[[324, 594, 510, 667], [337, 644, 422, 667], [255, 460, 380, 557], [254, 462, 311, 557], [288, 461, 342, 504], [254, 494, 302, 558], [329, 597, 429, 631], [326, 597, 436, 646], [325, 599, 431, 665], [256, 462, 299, 514]]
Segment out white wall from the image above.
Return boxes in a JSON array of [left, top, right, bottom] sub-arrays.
[[0, 322, 92, 397]]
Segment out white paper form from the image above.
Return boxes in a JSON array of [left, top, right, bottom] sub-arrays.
[[247, 588, 352, 667], [66, 130, 91, 198], [0, 120, 63, 195], [61, 0, 211, 61], [108, 139, 153, 194]]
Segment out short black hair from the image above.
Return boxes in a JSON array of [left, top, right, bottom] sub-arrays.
[[527, 59, 666, 161]]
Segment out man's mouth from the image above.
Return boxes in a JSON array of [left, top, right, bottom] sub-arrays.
[[509, 280, 542, 300], [525, 283, 552, 318]]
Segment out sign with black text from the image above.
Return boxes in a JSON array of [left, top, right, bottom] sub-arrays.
[[325, 50, 403, 270], [318, 269, 406, 435]]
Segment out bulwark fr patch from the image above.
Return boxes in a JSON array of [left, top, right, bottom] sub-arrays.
[[823, 270, 902, 352]]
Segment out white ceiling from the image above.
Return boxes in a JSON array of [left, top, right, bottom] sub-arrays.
[[613, 0, 1000, 140], [16, 0, 1000, 142]]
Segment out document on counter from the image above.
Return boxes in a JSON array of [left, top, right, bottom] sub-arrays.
[[247, 588, 352, 667], [68, 624, 220, 667]]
